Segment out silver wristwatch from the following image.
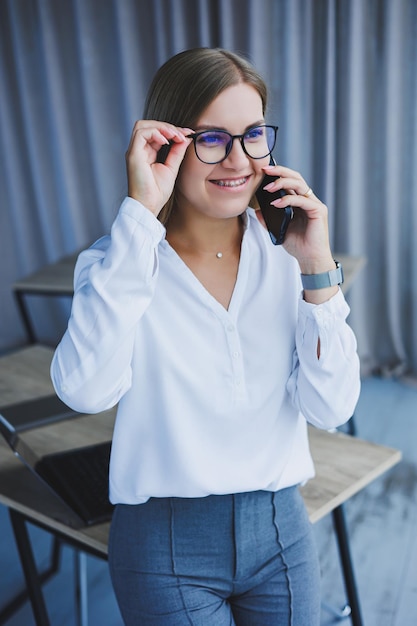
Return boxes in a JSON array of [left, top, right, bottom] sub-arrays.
[[301, 260, 344, 290]]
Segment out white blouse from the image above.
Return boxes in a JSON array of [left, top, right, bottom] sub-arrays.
[[51, 197, 360, 505]]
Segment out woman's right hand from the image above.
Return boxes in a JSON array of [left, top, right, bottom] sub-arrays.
[[126, 121, 193, 216]]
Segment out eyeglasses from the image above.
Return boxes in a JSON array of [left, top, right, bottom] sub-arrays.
[[188, 124, 278, 164]]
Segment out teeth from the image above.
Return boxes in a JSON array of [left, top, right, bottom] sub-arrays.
[[214, 177, 247, 188]]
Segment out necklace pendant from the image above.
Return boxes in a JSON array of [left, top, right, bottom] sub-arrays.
[[216, 252, 223, 259]]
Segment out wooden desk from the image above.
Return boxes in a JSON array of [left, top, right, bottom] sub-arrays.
[[300, 426, 401, 523], [0, 403, 400, 551], [0, 345, 400, 625], [12, 250, 366, 343]]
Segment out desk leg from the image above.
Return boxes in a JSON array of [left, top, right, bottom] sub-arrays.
[[332, 505, 363, 626], [13, 291, 37, 344], [0, 536, 61, 623], [9, 510, 51, 626], [74, 551, 89, 626]]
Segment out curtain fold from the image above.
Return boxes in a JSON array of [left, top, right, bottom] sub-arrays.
[[0, 0, 416, 375]]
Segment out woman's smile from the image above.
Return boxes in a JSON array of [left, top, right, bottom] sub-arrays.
[[209, 175, 252, 189]]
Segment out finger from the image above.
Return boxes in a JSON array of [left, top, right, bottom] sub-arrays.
[[262, 165, 308, 192], [126, 128, 168, 160], [265, 175, 317, 200], [143, 122, 193, 146], [270, 190, 324, 210], [128, 123, 190, 155], [131, 120, 188, 140], [163, 136, 193, 172], [277, 177, 316, 198], [263, 164, 302, 179]]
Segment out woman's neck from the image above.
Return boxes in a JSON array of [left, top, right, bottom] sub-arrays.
[[166, 210, 244, 310], [166, 211, 244, 260]]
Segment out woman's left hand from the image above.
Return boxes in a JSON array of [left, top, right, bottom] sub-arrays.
[[258, 164, 336, 276]]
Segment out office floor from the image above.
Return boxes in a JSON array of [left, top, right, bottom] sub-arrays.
[[0, 375, 416, 626]]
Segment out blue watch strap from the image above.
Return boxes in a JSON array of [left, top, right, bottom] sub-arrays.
[[301, 261, 344, 290]]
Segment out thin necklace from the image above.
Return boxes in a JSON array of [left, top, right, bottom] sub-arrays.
[[172, 243, 237, 259], [167, 218, 243, 260]]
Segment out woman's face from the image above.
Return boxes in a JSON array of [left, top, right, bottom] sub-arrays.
[[175, 83, 269, 221]]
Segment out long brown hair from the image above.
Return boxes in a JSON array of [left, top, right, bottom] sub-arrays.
[[143, 48, 268, 224]]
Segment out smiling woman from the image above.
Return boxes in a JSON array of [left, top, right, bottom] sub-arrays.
[[50, 47, 360, 626], [141, 47, 270, 225]]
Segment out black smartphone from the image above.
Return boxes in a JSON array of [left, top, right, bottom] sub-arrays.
[[255, 169, 293, 245]]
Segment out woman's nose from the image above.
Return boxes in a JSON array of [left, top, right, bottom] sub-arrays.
[[222, 138, 250, 168]]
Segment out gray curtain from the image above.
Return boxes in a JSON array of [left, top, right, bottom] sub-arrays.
[[1, 0, 416, 376]]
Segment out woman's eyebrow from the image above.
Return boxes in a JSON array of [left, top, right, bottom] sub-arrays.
[[193, 120, 265, 132]]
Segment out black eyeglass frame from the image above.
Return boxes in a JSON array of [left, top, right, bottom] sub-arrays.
[[187, 124, 279, 164]]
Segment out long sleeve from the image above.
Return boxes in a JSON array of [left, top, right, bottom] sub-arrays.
[[286, 289, 361, 430], [50, 198, 165, 413]]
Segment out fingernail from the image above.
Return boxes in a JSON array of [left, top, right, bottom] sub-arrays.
[[263, 182, 275, 191]]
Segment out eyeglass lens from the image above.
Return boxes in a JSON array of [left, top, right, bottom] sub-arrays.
[[193, 125, 277, 164]]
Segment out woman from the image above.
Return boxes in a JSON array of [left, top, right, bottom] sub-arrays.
[[51, 48, 360, 625]]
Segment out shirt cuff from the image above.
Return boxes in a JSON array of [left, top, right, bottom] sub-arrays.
[[298, 287, 350, 324], [119, 196, 166, 241]]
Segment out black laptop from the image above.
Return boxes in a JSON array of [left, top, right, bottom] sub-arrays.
[[0, 395, 114, 526]]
